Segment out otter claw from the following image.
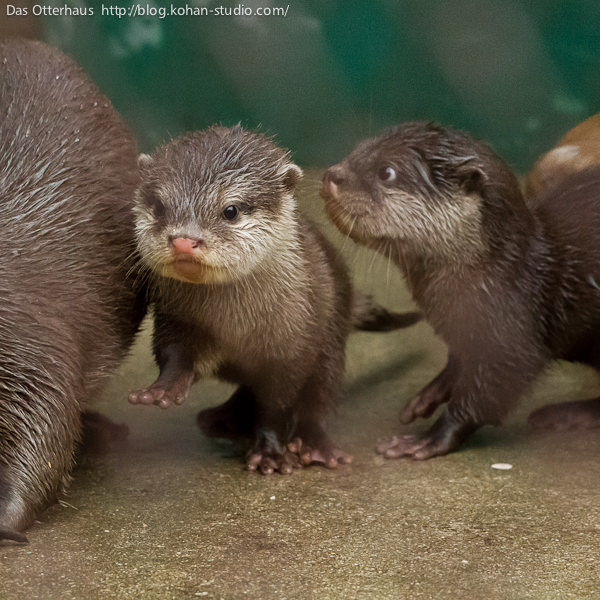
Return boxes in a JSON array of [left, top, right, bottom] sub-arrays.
[[128, 386, 186, 408], [246, 450, 299, 475], [377, 412, 476, 460], [377, 434, 439, 459], [287, 436, 353, 469]]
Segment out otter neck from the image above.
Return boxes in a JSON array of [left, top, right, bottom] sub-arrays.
[[390, 203, 538, 308]]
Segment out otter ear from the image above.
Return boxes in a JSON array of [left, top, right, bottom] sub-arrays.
[[455, 160, 487, 194], [281, 163, 303, 191], [138, 153, 153, 171], [408, 147, 436, 191]]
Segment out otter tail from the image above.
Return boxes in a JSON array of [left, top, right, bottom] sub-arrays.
[[0, 526, 28, 543], [352, 292, 422, 332]]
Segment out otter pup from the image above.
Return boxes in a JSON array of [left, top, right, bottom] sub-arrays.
[[526, 113, 600, 198], [0, 39, 145, 541], [322, 121, 600, 459], [128, 126, 420, 474]]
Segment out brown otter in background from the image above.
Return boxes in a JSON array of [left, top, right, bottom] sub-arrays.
[[128, 126, 420, 475], [0, 39, 146, 541], [526, 113, 600, 198], [322, 121, 600, 459]]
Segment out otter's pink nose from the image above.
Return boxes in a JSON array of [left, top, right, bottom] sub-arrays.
[[172, 237, 204, 254], [321, 177, 338, 199], [326, 166, 345, 185], [322, 166, 345, 199]]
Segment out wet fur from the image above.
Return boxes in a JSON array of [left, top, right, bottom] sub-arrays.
[[323, 121, 600, 457], [0, 39, 145, 539]]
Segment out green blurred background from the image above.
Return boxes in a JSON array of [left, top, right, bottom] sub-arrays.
[[15, 0, 600, 169]]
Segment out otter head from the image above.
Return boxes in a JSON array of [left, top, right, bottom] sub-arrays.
[[134, 126, 303, 285], [321, 122, 524, 263]]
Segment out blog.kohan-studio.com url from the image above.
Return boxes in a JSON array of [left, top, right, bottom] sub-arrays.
[[6, 4, 291, 18]]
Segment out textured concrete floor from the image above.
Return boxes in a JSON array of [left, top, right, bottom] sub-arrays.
[[1, 172, 600, 599]]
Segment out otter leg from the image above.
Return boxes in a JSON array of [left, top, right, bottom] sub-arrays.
[[197, 385, 256, 439], [0, 384, 81, 543], [287, 349, 353, 469], [379, 348, 542, 460], [377, 408, 479, 460], [244, 371, 308, 476], [128, 342, 195, 408], [528, 398, 600, 430], [129, 312, 201, 409], [528, 341, 600, 430], [399, 357, 457, 424], [80, 410, 129, 453]]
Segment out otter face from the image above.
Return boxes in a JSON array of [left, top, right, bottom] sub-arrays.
[[321, 122, 499, 260], [134, 126, 302, 285]]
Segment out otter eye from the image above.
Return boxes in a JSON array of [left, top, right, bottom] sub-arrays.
[[145, 192, 165, 217], [377, 165, 397, 184], [223, 205, 239, 221]]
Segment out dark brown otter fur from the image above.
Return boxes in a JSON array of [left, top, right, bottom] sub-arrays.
[[0, 39, 146, 540], [128, 126, 419, 475], [322, 121, 600, 459]]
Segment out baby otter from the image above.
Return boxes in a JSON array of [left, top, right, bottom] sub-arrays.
[[322, 121, 600, 459], [526, 113, 600, 198], [128, 126, 420, 475]]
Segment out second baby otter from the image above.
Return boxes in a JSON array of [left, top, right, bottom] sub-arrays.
[[128, 126, 420, 474], [322, 121, 600, 459]]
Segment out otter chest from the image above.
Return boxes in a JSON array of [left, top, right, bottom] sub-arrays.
[[180, 283, 307, 361]]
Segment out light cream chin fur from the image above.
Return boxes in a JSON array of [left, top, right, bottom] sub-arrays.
[[325, 185, 485, 265]]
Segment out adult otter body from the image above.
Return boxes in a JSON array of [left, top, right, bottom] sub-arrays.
[[0, 39, 145, 540], [128, 126, 419, 474], [322, 121, 600, 459]]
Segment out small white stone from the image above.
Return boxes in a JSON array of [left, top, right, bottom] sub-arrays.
[[491, 463, 513, 470], [269, 495, 276, 500]]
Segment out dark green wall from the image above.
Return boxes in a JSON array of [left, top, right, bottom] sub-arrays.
[[42, 0, 600, 170]]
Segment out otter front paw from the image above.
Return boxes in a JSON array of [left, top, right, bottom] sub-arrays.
[[128, 383, 188, 409], [376, 434, 452, 460], [377, 411, 477, 460], [287, 437, 353, 469], [246, 449, 301, 475], [246, 428, 301, 475]]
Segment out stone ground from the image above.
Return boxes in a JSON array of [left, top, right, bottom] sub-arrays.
[[1, 172, 599, 599]]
